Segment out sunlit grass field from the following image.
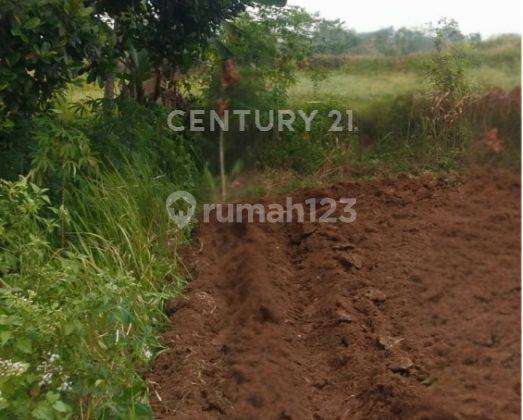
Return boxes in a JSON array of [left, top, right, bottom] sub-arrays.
[[289, 65, 520, 109]]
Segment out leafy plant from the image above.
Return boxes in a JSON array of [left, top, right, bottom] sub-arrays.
[[205, 5, 313, 193], [119, 48, 153, 104], [0, 162, 191, 418], [425, 19, 470, 145], [0, 0, 109, 126]]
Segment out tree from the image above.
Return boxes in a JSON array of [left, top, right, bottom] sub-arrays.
[[0, 0, 109, 127], [209, 5, 307, 199], [0, 0, 289, 125], [91, 0, 285, 104], [394, 28, 433, 55], [311, 19, 359, 55], [431, 18, 465, 51]]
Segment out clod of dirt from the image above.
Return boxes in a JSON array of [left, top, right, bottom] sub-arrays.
[[332, 243, 357, 251], [189, 291, 217, 316], [279, 410, 292, 419], [365, 288, 387, 303], [421, 376, 438, 387], [340, 336, 349, 347], [388, 356, 414, 374], [303, 223, 317, 235], [259, 305, 278, 323], [336, 309, 353, 324], [408, 274, 423, 284], [164, 297, 186, 316], [336, 253, 364, 270], [289, 223, 317, 245], [415, 186, 433, 200], [313, 379, 331, 390], [364, 224, 379, 233], [377, 335, 404, 350], [318, 228, 345, 242]]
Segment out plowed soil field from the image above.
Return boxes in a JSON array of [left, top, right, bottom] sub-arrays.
[[148, 170, 520, 419]]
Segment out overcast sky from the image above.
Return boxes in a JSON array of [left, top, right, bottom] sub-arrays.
[[287, 0, 522, 38]]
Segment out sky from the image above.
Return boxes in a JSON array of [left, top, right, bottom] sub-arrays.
[[287, 0, 522, 38]]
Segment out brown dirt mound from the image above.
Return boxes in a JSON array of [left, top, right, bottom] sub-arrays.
[[148, 169, 520, 419]]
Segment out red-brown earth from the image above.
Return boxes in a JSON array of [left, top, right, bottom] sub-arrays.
[[148, 169, 521, 419]]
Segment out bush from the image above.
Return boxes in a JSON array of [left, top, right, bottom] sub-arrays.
[[0, 0, 109, 126], [0, 166, 190, 418], [258, 131, 327, 174], [0, 101, 199, 418], [81, 100, 200, 189]]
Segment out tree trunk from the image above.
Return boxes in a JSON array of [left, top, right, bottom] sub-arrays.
[[219, 129, 227, 201], [103, 76, 115, 100]]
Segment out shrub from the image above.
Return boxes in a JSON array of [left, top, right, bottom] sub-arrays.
[[0, 0, 109, 126], [0, 101, 199, 418], [0, 166, 189, 418], [258, 131, 327, 174]]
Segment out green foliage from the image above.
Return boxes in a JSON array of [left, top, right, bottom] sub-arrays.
[[0, 172, 182, 418], [117, 48, 153, 103], [311, 19, 359, 55], [256, 102, 353, 174], [0, 170, 190, 419], [204, 6, 314, 173], [267, 59, 520, 177], [299, 34, 520, 77], [212, 6, 314, 107], [0, 99, 200, 417], [259, 130, 327, 174], [0, 0, 109, 126], [423, 19, 471, 146], [431, 18, 465, 49], [427, 20, 469, 97], [308, 17, 472, 57], [30, 116, 99, 189], [0, 178, 59, 275], [81, 100, 200, 188], [91, 0, 251, 72], [0, 0, 268, 125]]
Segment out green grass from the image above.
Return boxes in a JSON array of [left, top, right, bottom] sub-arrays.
[[467, 65, 521, 91], [0, 99, 199, 418], [289, 71, 427, 109], [279, 57, 521, 179], [0, 161, 189, 418], [290, 64, 520, 109], [0, 160, 192, 420]]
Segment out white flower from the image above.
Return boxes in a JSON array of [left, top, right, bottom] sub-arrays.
[[105, 282, 118, 292], [143, 348, 153, 361], [39, 372, 53, 386], [0, 358, 29, 377], [37, 361, 48, 372], [58, 381, 72, 392], [49, 353, 60, 363]]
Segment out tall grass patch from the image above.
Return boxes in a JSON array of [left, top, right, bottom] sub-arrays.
[[0, 103, 197, 418]]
